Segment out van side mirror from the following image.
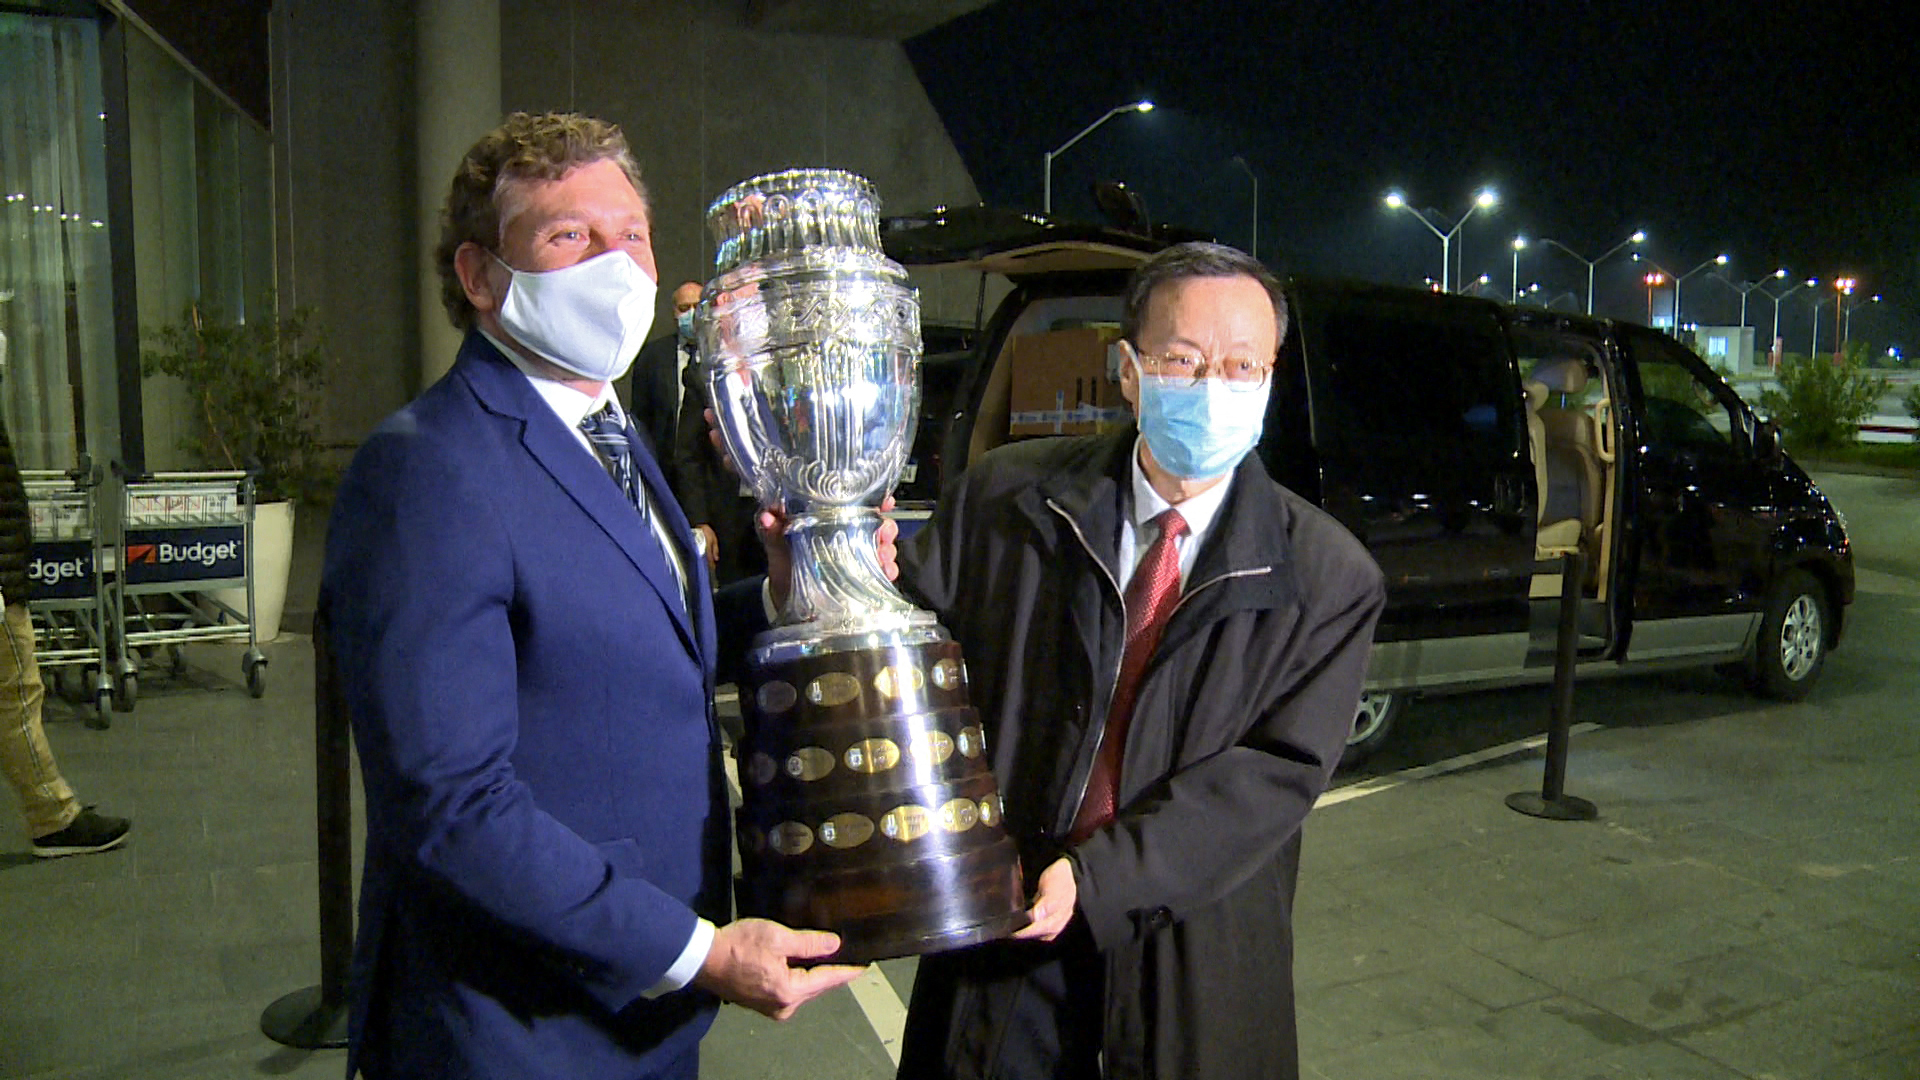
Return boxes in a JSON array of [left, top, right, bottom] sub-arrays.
[[1753, 418, 1781, 460]]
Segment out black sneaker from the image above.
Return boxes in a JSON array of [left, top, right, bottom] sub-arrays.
[[31, 807, 131, 858]]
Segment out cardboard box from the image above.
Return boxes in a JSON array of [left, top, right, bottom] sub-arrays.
[[1006, 326, 1133, 436]]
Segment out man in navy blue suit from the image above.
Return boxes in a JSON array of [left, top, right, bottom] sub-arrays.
[[322, 112, 868, 1080]]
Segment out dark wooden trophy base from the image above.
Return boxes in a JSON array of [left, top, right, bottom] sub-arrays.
[[735, 635, 1029, 965]]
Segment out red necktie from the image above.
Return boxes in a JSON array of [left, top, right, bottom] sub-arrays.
[[1070, 508, 1188, 843]]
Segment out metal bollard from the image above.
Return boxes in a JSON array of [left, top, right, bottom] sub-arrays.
[[260, 610, 353, 1049], [1507, 549, 1599, 821]]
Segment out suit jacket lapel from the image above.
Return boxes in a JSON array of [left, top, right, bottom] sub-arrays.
[[625, 422, 714, 663], [458, 335, 701, 656]]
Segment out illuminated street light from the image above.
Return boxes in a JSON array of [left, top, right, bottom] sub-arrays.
[[1538, 229, 1646, 314], [1758, 275, 1816, 363], [1714, 267, 1788, 328], [1677, 254, 1730, 329], [1510, 237, 1527, 303], [1042, 99, 1154, 214], [1833, 276, 1858, 353], [1383, 187, 1498, 292], [1643, 271, 1668, 324], [1842, 291, 1880, 347], [1632, 253, 1729, 330]]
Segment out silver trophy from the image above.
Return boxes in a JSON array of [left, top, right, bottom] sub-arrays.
[[697, 169, 1025, 963]]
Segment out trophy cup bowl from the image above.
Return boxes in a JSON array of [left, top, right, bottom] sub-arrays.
[[697, 169, 1027, 964]]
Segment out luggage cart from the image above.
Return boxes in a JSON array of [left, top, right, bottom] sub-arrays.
[[111, 470, 266, 704], [24, 461, 114, 728]]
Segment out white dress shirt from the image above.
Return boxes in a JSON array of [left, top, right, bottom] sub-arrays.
[[1117, 436, 1236, 595]]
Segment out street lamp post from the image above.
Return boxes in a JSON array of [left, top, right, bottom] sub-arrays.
[[1643, 271, 1667, 324], [1538, 230, 1646, 314], [1832, 276, 1858, 353], [1383, 188, 1497, 293], [1715, 267, 1788, 327], [1675, 254, 1730, 330], [1759, 276, 1815, 361], [1632, 253, 1728, 330], [1042, 99, 1154, 214], [1511, 237, 1526, 303], [1843, 291, 1880, 347], [1229, 156, 1258, 259]]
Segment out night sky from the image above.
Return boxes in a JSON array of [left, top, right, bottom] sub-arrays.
[[906, 0, 1919, 353]]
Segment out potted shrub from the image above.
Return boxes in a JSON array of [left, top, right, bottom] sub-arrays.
[[141, 299, 331, 641]]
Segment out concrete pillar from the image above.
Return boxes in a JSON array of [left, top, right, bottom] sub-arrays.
[[416, 0, 501, 386]]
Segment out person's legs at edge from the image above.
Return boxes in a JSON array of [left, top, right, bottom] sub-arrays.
[[1, 603, 127, 856]]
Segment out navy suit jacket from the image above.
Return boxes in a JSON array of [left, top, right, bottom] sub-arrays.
[[323, 333, 763, 1079]]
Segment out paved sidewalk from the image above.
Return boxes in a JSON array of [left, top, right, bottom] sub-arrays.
[[2, 471, 1915, 1079]]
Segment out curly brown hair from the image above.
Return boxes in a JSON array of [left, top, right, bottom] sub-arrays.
[[434, 111, 649, 330]]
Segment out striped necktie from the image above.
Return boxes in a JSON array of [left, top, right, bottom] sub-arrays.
[[579, 404, 651, 527], [580, 404, 689, 611]]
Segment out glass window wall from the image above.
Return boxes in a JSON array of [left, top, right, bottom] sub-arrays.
[[0, 11, 118, 470], [0, 6, 273, 475]]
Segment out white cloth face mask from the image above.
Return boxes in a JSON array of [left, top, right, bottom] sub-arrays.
[[494, 250, 657, 381]]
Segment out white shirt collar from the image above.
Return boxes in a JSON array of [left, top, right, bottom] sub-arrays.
[[1128, 435, 1233, 537], [482, 328, 617, 429]]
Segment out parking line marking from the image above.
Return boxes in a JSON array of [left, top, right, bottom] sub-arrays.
[[1317, 722, 1604, 808], [849, 964, 908, 1066], [722, 749, 742, 805]]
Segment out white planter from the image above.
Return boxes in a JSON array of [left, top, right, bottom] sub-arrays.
[[212, 500, 295, 643]]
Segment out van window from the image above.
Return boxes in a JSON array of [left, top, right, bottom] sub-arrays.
[[1631, 336, 1740, 456], [1314, 304, 1519, 475]]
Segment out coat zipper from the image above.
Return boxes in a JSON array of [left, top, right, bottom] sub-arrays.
[[1049, 498, 1129, 832], [1047, 498, 1273, 832]]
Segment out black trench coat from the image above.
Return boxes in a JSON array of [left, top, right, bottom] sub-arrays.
[[895, 430, 1386, 1080]]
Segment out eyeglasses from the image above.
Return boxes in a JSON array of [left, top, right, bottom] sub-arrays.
[[1130, 346, 1274, 392]]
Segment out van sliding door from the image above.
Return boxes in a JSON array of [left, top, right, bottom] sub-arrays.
[[1298, 288, 1534, 690]]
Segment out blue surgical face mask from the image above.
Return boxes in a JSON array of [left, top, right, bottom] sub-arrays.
[[1131, 355, 1271, 480], [675, 308, 696, 340], [493, 250, 656, 381]]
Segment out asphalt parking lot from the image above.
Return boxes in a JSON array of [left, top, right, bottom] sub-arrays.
[[2, 468, 1914, 1079]]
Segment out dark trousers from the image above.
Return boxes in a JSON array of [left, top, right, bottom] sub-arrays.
[[992, 924, 1106, 1080]]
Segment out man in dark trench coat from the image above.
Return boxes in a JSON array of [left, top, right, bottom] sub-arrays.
[[894, 242, 1386, 1080]]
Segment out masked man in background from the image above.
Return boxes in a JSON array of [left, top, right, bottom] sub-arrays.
[[895, 242, 1386, 1080], [627, 279, 703, 477]]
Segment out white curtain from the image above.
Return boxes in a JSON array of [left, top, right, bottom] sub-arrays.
[[0, 13, 118, 471]]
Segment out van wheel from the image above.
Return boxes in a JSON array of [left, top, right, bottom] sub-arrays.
[[1341, 691, 1401, 767], [1751, 570, 1828, 701]]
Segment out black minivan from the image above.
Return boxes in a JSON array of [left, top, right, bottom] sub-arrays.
[[884, 209, 1855, 759]]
